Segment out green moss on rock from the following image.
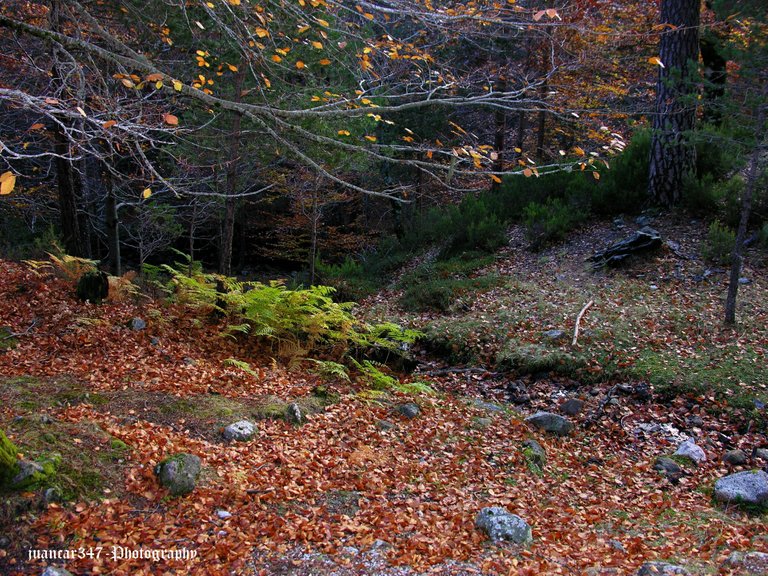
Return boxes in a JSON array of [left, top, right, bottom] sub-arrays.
[[0, 429, 21, 486]]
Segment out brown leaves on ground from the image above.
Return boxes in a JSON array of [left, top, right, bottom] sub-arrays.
[[0, 257, 766, 575]]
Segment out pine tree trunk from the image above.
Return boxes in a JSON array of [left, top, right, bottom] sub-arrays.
[[105, 170, 121, 276], [724, 93, 766, 325], [219, 68, 244, 276], [648, 0, 701, 206]]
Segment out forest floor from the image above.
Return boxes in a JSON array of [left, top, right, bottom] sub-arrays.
[[1, 215, 767, 576]]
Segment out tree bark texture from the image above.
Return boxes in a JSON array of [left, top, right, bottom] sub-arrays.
[[648, 0, 700, 206]]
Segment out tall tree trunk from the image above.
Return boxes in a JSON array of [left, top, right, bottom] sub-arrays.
[[49, 0, 84, 256], [492, 78, 507, 190], [648, 0, 701, 206], [104, 168, 120, 276], [724, 94, 766, 325], [219, 68, 244, 276]]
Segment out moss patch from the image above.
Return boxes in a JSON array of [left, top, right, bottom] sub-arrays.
[[0, 429, 20, 486]]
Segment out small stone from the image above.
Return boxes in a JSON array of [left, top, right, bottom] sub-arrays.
[[472, 417, 493, 430], [725, 551, 768, 573], [506, 381, 530, 404], [608, 539, 626, 553], [522, 439, 546, 469], [755, 448, 768, 461], [396, 403, 420, 419], [636, 562, 689, 575], [635, 215, 652, 227], [738, 277, 751, 285], [223, 420, 257, 442], [10, 460, 45, 489], [0, 535, 9, 548], [473, 399, 504, 413], [713, 470, 768, 508], [559, 398, 585, 416], [150, 337, 160, 345], [475, 507, 532, 544], [543, 329, 566, 341], [42, 487, 62, 504], [525, 411, 574, 436], [376, 420, 395, 431], [687, 415, 704, 428], [41, 568, 75, 576], [129, 317, 146, 331], [674, 438, 706, 464], [154, 453, 201, 496], [653, 456, 682, 477], [183, 357, 196, 366], [285, 403, 303, 424], [722, 449, 748, 466], [216, 510, 232, 519]]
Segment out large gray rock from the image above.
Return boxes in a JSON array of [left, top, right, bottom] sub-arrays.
[[155, 453, 201, 496], [674, 438, 706, 464], [475, 507, 532, 544], [636, 562, 689, 575], [713, 470, 768, 508], [525, 411, 573, 436], [223, 420, 256, 441]]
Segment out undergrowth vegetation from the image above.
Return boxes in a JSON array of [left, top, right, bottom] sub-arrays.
[[159, 256, 421, 390]]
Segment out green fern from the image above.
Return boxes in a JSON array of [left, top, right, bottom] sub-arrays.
[[308, 359, 351, 382], [393, 380, 436, 395], [222, 358, 261, 378]]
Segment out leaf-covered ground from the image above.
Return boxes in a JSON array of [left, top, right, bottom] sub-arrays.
[[1, 217, 767, 576]]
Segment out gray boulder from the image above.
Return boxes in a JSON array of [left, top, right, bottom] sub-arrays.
[[713, 470, 768, 508], [674, 438, 706, 464], [129, 317, 146, 331], [636, 562, 689, 575], [722, 449, 747, 466], [755, 448, 768, 461], [475, 507, 532, 544], [525, 411, 573, 436], [223, 420, 256, 441], [396, 403, 420, 419], [155, 453, 201, 496]]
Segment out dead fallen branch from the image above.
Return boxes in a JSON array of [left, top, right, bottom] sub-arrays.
[[572, 300, 594, 346]]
